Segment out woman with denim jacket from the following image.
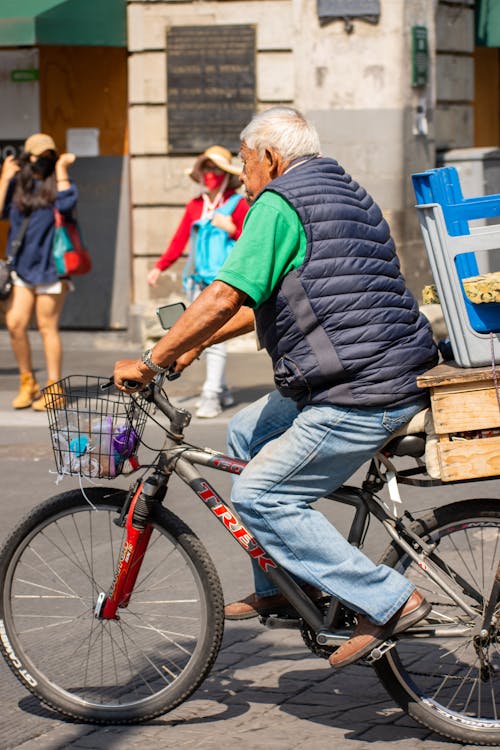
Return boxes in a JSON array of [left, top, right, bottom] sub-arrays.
[[0, 133, 77, 410]]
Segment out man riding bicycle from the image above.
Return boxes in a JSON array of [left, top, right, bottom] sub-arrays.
[[114, 106, 438, 669]]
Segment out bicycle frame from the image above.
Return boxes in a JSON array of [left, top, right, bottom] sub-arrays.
[[2, 361, 499, 744], [176, 447, 480, 635], [96, 379, 487, 639]]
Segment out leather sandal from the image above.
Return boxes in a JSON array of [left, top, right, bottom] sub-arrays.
[[328, 590, 431, 669], [224, 584, 324, 621]]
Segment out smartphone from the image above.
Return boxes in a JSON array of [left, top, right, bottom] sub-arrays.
[[156, 301, 186, 330]]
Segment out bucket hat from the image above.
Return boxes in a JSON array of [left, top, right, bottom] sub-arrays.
[[188, 145, 242, 187], [24, 133, 57, 156]]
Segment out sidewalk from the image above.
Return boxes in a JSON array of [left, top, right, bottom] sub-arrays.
[[0, 329, 274, 426]]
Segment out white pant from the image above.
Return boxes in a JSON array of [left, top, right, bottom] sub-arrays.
[[186, 280, 228, 397], [203, 342, 228, 396]]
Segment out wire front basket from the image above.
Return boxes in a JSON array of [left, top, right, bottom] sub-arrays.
[[44, 375, 152, 479]]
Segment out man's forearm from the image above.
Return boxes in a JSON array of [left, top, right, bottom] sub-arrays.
[[173, 306, 255, 373], [199, 306, 255, 349], [147, 281, 248, 370]]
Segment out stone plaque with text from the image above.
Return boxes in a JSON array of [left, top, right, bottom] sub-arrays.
[[167, 24, 256, 154]]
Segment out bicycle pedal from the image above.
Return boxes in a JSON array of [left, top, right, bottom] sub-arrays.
[[364, 639, 396, 664], [260, 613, 302, 630]]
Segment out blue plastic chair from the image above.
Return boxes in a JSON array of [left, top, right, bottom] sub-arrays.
[[412, 167, 500, 334]]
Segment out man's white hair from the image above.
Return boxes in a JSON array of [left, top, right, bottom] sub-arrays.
[[240, 106, 321, 162]]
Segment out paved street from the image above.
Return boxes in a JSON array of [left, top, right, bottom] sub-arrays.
[[0, 331, 498, 750]]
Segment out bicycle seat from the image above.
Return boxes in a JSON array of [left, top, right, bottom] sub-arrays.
[[380, 408, 429, 458], [383, 433, 426, 458]]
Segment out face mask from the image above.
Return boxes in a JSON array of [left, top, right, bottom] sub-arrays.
[[33, 155, 57, 180], [203, 171, 226, 191]]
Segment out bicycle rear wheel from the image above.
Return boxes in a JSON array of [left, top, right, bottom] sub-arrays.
[[0, 487, 224, 724], [376, 498, 500, 745]]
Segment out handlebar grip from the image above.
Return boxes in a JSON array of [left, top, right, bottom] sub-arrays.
[[100, 377, 143, 391], [123, 379, 143, 390], [166, 366, 180, 381]]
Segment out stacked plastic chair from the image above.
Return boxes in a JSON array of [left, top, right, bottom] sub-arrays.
[[412, 166, 500, 367]]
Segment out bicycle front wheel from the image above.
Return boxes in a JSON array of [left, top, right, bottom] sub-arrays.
[[375, 498, 500, 745], [0, 487, 224, 724]]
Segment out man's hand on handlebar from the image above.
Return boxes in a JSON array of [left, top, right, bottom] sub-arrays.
[[113, 358, 181, 393], [113, 359, 155, 393]]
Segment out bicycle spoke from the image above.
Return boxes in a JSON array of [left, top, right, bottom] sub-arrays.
[[23, 544, 81, 597], [489, 674, 498, 721], [378, 510, 499, 738], [3, 497, 218, 713]]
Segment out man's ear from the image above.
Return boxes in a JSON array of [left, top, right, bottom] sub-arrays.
[[264, 148, 287, 179]]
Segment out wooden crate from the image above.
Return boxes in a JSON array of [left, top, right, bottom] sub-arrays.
[[417, 362, 500, 481]]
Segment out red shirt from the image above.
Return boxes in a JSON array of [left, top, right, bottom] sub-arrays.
[[155, 190, 250, 271]]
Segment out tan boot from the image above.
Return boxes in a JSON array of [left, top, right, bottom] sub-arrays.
[[32, 379, 65, 411], [12, 373, 41, 409]]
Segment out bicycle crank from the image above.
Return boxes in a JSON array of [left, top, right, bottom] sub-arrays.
[[260, 614, 302, 629]]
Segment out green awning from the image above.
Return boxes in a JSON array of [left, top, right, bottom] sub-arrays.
[[476, 0, 500, 47], [0, 0, 126, 47]]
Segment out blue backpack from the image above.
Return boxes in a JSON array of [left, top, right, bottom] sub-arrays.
[[183, 193, 243, 288]]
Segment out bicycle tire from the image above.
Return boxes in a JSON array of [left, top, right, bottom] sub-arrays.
[[0, 487, 225, 724], [375, 498, 500, 745]]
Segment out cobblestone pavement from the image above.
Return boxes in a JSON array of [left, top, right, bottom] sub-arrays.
[[0, 333, 497, 750], [2, 618, 482, 750]]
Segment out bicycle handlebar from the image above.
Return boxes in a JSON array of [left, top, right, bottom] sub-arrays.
[[153, 383, 192, 435], [102, 373, 191, 436]]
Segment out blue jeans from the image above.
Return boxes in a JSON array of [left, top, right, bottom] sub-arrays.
[[227, 391, 427, 625]]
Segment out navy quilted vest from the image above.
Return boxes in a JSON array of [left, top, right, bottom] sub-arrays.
[[254, 157, 438, 407]]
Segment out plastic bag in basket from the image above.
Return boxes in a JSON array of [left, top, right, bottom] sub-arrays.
[[112, 423, 140, 465], [53, 427, 101, 478], [90, 416, 115, 477]]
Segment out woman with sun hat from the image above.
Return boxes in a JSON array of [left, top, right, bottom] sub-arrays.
[[148, 145, 249, 418]]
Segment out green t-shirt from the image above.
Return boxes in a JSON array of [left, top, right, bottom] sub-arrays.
[[216, 190, 307, 307]]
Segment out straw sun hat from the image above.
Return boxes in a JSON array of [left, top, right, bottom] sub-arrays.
[[188, 145, 242, 188]]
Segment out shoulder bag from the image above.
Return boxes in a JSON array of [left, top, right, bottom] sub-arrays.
[[52, 209, 92, 277]]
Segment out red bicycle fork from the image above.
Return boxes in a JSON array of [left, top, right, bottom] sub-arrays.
[[95, 482, 153, 620]]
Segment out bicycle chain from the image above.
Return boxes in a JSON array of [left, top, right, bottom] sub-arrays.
[[300, 598, 358, 660]]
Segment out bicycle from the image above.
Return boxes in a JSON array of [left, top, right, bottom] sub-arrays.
[[0, 373, 498, 745]]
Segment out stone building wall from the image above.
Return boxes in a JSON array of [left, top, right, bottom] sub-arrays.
[[435, 0, 475, 151], [126, 0, 476, 334]]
